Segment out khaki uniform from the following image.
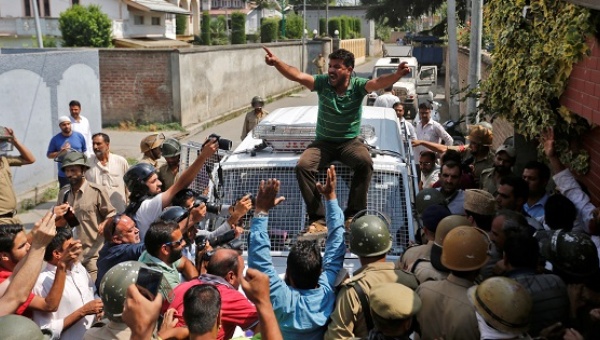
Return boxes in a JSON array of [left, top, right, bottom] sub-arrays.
[[83, 321, 132, 340], [471, 151, 494, 183], [58, 181, 116, 281], [241, 109, 268, 140], [396, 242, 432, 271], [479, 167, 497, 195], [139, 156, 161, 168], [411, 259, 448, 283], [416, 273, 480, 340], [324, 262, 419, 340], [0, 156, 26, 224], [157, 163, 180, 191]]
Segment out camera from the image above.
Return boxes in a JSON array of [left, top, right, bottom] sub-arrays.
[[195, 228, 243, 252], [207, 133, 232, 151], [192, 195, 230, 216]]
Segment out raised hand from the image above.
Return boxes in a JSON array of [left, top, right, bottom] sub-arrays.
[[241, 268, 271, 307], [316, 165, 337, 200], [31, 211, 57, 249], [397, 61, 410, 76], [263, 46, 278, 67], [540, 127, 555, 159], [255, 179, 286, 213]]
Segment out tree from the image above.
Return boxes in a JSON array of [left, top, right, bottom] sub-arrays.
[[361, 0, 468, 29], [201, 11, 211, 45], [176, 15, 188, 35], [59, 4, 112, 47]]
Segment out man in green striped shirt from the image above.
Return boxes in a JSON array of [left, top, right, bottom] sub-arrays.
[[263, 47, 410, 234]]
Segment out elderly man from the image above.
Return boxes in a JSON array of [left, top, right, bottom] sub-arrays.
[[263, 46, 411, 233], [85, 133, 129, 212], [55, 151, 116, 281], [47, 116, 87, 188], [0, 126, 35, 225]]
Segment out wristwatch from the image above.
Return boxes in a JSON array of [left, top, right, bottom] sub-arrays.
[[254, 211, 269, 218]]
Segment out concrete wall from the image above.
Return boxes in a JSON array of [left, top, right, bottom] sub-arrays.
[[0, 49, 102, 196], [100, 41, 322, 127]]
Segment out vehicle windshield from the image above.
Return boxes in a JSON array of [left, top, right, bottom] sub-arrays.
[[375, 67, 415, 80]]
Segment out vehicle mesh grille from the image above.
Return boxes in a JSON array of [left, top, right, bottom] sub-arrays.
[[181, 142, 415, 255]]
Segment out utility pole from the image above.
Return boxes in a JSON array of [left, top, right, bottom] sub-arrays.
[[280, 0, 287, 38], [467, 0, 482, 123], [325, 0, 329, 36], [447, 0, 460, 121], [32, 0, 44, 48]]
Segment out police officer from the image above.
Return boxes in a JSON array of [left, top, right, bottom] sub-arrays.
[[468, 277, 533, 338], [325, 214, 418, 339], [241, 96, 269, 140], [0, 314, 53, 339], [416, 226, 491, 340], [157, 138, 181, 191], [139, 133, 165, 168]]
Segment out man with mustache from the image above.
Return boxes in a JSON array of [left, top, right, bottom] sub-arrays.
[[263, 46, 410, 234], [480, 145, 516, 195], [47, 116, 87, 188]]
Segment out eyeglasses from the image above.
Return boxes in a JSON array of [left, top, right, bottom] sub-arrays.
[[419, 162, 433, 166], [164, 237, 185, 248]]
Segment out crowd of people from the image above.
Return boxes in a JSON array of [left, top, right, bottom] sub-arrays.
[[0, 47, 599, 340]]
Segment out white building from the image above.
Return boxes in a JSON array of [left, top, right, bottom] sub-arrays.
[[0, 0, 194, 47]]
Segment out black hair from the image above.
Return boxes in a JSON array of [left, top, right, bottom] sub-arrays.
[[523, 161, 551, 182], [0, 225, 24, 253], [287, 240, 322, 289], [92, 132, 110, 144], [44, 227, 73, 262], [328, 49, 355, 68], [392, 102, 404, 110], [418, 102, 433, 110], [144, 220, 179, 257], [504, 233, 539, 269], [173, 189, 195, 208], [499, 175, 529, 201], [544, 194, 576, 231], [441, 149, 462, 165], [68, 100, 81, 108], [384, 85, 393, 92], [441, 160, 463, 176], [419, 151, 436, 162], [206, 249, 239, 278], [183, 284, 221, 335]]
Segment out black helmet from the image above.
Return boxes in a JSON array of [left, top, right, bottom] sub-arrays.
[[415, 188, 446, 216], [161, 138, 181, 158], [251, 96, 264, 106], [124, 163, 156, 195], [537, 230, 599, 277], [160, 206, 189, 223]]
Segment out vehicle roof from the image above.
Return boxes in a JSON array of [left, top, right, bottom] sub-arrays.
[[228, 106, 407, 165], [374, 57, 418, 68]]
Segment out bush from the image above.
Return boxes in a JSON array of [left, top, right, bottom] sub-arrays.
[[340, 16, 351, 39], [286, 14, 304, 39], [201, 11, 211, 45], [328, 18, 341, 38], [176, 14, 188, 35], [319, 18, 326, 36], [58, 4, 112, 47], [231, 12, 246, 44], [261, 19, 278, 42], [353, 18, 361, 36], [211, 15, 228, 45]]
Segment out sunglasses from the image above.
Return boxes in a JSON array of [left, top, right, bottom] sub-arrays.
[[164, 237, 185, 248]]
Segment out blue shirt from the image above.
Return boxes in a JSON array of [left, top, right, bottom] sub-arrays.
[[248, 199, 346, 340], [46, 132, 87, 178], [523, 194, 549, 224], [95, 242, 145, 289]]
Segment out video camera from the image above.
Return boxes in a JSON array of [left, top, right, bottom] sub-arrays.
[[195, 228, 243, 253]]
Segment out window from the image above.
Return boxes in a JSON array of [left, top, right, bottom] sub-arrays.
[[134, 15, 145, 25], [72, 0, 79, 4], [151, 17, 161, 26], [24, 0, 50, 17]]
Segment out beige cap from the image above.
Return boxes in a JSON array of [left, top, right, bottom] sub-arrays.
[[464, 189, 496, 216], [466, 125, 493, 146], [140, 133, 165, 153], [58, 116, 71, 124], [369, 283, 421, 320]]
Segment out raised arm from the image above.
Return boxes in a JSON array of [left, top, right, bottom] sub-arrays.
[[6, 128, 35, 164], [365, 61, 410, 93], [412, 139, 448, 154], [241, 268, 284, 340], [263, 46, 315, 91], [0, 212, 56, 316]]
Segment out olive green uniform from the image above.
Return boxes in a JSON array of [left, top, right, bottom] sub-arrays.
[[479, 167, 498, 195], [157, 163, 179, 191], [324, 262, 418, 340]]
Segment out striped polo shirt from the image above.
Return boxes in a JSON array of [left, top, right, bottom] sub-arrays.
[[313, 74, 369, 142]]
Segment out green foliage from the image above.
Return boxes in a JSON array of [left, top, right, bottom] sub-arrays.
[[261, 19, 279, 43], [58, 4, 112, 47], [328, 18, 341, 37], [319, 18, 327, 36], [375, 20, 390, 41], [201, 11, 211, 45], [480, 0, 594, 174], [211, 15, 229, 45], [286, 14, 304, 39], [231, 12, 246, 44], [353, 18, 361, 37], [176, 15, 188, 35], [362, 0, 468, 28]]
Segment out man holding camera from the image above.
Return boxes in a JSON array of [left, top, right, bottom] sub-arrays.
[[0, 126, 36, 225], [263, 47, 411, 233]]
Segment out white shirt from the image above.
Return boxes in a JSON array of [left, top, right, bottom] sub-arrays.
[[373, 93, 399, 108], [85, 153, 130, 213], [33, 262, 97, 340], [70, 115, 93, 158], [414, 119, 453, 163], [421, 166, 440, 189], [135, 193, 164, 240], [398, 117, 416, 142]]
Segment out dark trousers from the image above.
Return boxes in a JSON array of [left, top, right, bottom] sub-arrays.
[[295, 137, 373, 223]]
